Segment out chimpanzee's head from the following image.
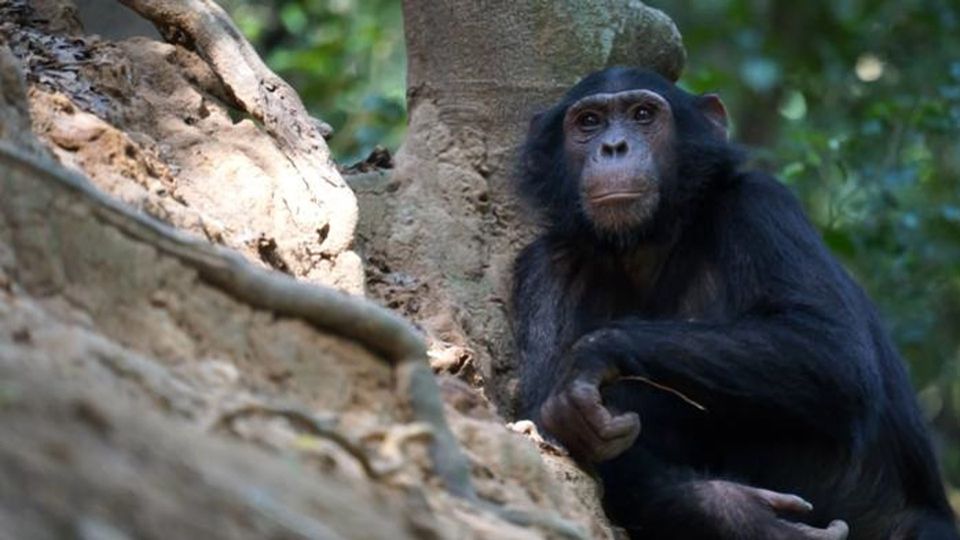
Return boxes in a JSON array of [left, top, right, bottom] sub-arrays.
[[519, 67, 743, 245]]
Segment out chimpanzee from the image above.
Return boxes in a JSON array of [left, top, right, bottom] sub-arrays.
[[511, 67, 958, 540]]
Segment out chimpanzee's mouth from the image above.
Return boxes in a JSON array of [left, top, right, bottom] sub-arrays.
[[588, 191, 646, 205]]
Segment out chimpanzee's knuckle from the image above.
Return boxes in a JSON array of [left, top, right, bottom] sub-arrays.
[[540, 400, 559, 427], [569, 380, 597, 403], [594, 438, 630, 462]]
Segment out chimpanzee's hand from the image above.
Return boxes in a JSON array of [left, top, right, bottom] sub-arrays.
[[539, 331, 640, 462], [700, 481, 849, 540], [750, 486, 849, 540]]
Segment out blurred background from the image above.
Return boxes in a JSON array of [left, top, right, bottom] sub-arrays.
[[222, 0, 960, 489]]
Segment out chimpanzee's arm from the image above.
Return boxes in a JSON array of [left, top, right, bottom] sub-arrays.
[[571, 311, 878, 438], [514, 237, 642, 457], [512, 237, 581, 420], [539, 309, 876, 463]]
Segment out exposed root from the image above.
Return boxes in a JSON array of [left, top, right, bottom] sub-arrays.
[[117, 0, 335, 182], [213, 404, 383, 480]]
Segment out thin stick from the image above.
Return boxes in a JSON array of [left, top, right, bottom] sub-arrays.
[[618, 376, 708, 411]]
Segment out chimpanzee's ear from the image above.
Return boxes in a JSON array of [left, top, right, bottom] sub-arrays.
[[697, 94, 729, 140]]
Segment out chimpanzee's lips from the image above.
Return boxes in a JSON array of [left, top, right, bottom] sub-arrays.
[[588, 191, 646, 205]]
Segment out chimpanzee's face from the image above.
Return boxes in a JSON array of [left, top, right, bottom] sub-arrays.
[[563, 89, 676, 234]]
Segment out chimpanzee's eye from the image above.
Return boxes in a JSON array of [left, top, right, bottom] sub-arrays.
[[577, 112, 602, 130], [634, 105, 656, 124]]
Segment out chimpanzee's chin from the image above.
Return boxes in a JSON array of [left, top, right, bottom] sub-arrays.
[[586, 193, 660, 239]]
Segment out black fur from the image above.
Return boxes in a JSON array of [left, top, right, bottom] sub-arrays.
[[512, 67, 957, 539]]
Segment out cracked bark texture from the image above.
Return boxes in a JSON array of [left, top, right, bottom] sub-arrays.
[[355, 0, 686, 412]]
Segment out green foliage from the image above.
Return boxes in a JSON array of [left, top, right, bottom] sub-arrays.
[[665, 0, 960, 480], [225, 0, 406, 163]]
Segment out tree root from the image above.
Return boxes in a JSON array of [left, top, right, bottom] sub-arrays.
[[213, 404, 385, 480], [116, 0, 335, 182], [0, 140, 475, 502], [5, 143, 425, 363]]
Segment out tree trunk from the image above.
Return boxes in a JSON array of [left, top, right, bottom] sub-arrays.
[[356, 0, 686, 412]]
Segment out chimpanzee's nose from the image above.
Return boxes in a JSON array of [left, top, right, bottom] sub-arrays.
[[600, 139, 629, 158]]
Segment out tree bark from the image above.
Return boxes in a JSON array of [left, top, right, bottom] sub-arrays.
[[357, 0, 686, 412]]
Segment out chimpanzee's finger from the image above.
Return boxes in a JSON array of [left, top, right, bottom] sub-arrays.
[[752, 487, 814, 514], [782, 519, 849, 540], [591, 413, 641, 461]]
